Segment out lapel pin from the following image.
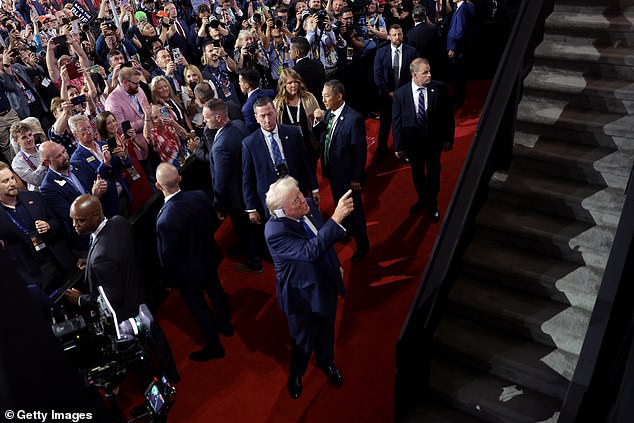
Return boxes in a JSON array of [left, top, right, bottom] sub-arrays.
[[28, 201, 34, 205], [55, 179, 66, 186]]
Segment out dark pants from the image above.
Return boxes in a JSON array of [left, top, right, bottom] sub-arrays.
[[229, 209, 262, 269], [288, 312, 336, 377], [331, 186, 369, 250], [408, 147, 441, 209], [178, 272, 231, 349], [377, 94, 393, 156], [448, 59, 468, 106]]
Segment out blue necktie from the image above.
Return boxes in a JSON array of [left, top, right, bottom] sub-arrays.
[[269, 132, 283, 166], [417, 87, 427, 125]]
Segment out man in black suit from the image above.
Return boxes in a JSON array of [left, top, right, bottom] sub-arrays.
[[290, 37, 326, 104], [405, 6, 443, 77], [0, 162, 74, 316], [314, 80, 370, 262], [65, 195, 180, 383], [155, 163, 233, 362], [392, 58, 455, 221], [373, 24, 418, 159]]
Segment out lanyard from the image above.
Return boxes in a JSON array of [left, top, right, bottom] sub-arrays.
[[285, 103, 301, 125], [2, 205, 33, 235], [273, 40, 289, 64], [20, 150, 37, 171]]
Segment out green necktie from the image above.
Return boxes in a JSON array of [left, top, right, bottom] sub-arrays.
[[323, 113, 336, 165]]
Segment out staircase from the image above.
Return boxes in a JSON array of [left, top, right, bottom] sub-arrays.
[[402, 3, 634, 422]]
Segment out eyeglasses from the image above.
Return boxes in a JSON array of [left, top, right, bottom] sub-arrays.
[[286, 81, 300, 85], [125, 80, 140, 87]]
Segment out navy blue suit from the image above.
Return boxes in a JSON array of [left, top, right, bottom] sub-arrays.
[[446, 1, 475, 105], [373, 43, 418, 155], [242, 124, 318, 217], [242, 88, 276, 132], [156, 190, 231, 349], [314, 105, 369, 251], [392, 80, 454, 209], [265, 199, 345, 376]]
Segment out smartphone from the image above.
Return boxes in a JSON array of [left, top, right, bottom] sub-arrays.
[[172, 47, 181, 61], [70, 94, 86, 105], [71, 21, 79, 34], [107, 137, 118, 152], [121, 0, 129, 7], [159, 107, 172, 120], [86, 65, 101, 74], [51, 35, 67, 46], [121, 120, 132, 137], [66, 61, 81, 80]]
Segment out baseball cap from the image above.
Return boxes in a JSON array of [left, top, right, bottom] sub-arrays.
[[156, 10, 168, 17]]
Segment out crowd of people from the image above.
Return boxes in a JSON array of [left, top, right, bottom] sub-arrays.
[[0, 0, 514, 405]]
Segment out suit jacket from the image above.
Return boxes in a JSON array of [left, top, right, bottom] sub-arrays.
[[314, 104, 367, 192], [40, 165, 98, 252], [242, 88, 276, 132], [242, 124, 317, 216], [83, 216, 148, 320], [264, 199, 345, 316], [70, 144, 123, 218], [165, 19, 197, 64], [392, 80, 455, 153], [447, 1, 475, 61], [211, 120, 250, 213], [292, 57, 326, 101], [156, 190, 223, 288], [103, 85, 150, 160], [0, 191, 74, 286], [373, 43, 418, 95], [404, 22, 443, 68]]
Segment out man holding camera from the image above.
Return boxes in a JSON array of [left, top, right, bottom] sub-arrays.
[[151, 48, 187, 95], [95, 21, 138, 66], [201, 40, 240, 105], [336, 7, 367, 61], [304, 8, 340, 70], [160, 2, 196, 65], [264, 17, 294, 83]]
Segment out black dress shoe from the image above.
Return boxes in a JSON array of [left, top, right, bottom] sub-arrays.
[[409, 202, 424, 214], [351, 246, 369, 263], [319, 364, 344, 386], [428, 208, 441, 223], [189, 344, 225, 362], [287, 375, 302, 399]]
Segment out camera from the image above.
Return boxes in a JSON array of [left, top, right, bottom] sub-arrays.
[[275, 162, 289, 178], [248, 12, 262, 26], [396, 4, 404, 13], [246, 43, 258, 54], [208, 17, 220, 29], [274, 18, 284, 28]]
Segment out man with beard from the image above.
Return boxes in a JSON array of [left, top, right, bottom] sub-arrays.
[[201, 40, 239, 105]]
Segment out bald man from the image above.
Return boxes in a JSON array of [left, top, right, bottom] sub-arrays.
[[155, 163, 232, 361], [65, 194, 180, 382]]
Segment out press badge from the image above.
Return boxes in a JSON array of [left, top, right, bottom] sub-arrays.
[[127, 166, 141, 181], [30, 231, 46, 251]]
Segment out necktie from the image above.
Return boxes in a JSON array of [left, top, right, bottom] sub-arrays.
[[417, 87, 427, 125], [323, 113, 336, 165], [176, 21, 186, 38], [393, 48, 400, 88], [269, 132, 283, 166]]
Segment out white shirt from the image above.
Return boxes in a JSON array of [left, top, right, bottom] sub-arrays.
[[260, 126, 285, 164], [391, 44, 402, 76], [411, 82, 428, 115], [164, 189, 181, 204], [327, 101, 346, 137], [90, 218, 108, 246]]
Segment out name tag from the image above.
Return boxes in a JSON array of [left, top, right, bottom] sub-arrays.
[[86, 156, 95, 163]]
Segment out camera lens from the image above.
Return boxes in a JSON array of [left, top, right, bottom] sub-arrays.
[[275, 18, 283, 28], [253, 13, 261, 22]]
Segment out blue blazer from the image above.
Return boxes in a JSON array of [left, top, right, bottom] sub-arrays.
[[392, 80, 455, 153], [70, 144, 121, 218], [446, 1, 475, 62], [314, 104, 367, 192], [264, 199, 345, 316], [211, 120, 250, 213], [156, 190, 223, 288], [241, 88, 276, 132], [373, 43, 418, 95], [242, 124, 318, 216]]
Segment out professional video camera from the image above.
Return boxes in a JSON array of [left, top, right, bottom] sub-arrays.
[[52, 287, 175, 422]]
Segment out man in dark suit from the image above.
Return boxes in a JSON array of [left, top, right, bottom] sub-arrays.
[[373, 24, 418, 159], [264, 176, 353, 399], [238, 69, 276, 132], [446, 0, 475, 106], [205, 99, 264, 273], [405, 6, 443, 75], [290, 37, 326, 103], [39, 141, 108, 256], [242, 97, 319, 226], [0, 162, 74, 310], [155, 163, 233, 361], [314, 80, 370, 262], [392, 58, 455, 221], [65, 195, 180, 383], [160, 2, 198, 65]]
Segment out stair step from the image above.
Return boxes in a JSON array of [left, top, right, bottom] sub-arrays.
[[517, 96, 634, 142], [462, 237, 602, 312], [429, 358, 562, 422], [488, 168, 625, 227], [544, 16, 634, 47], [448, 276, 592, 355], [401, 402, 485, 423], [435, 314, 575, 400], [475, 201, 617, 268], [524, 67, 634, 114], [548, 5, 633, 35], [512, 131, 633, 189]]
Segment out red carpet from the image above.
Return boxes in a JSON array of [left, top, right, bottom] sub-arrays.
[[119, 80, 490, 422]]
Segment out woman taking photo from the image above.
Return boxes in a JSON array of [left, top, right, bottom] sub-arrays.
[[95, 111, 154, 216], [145, 103, 191, 170], [273, 68, 320, 171], [150, 75, 194, 132]]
